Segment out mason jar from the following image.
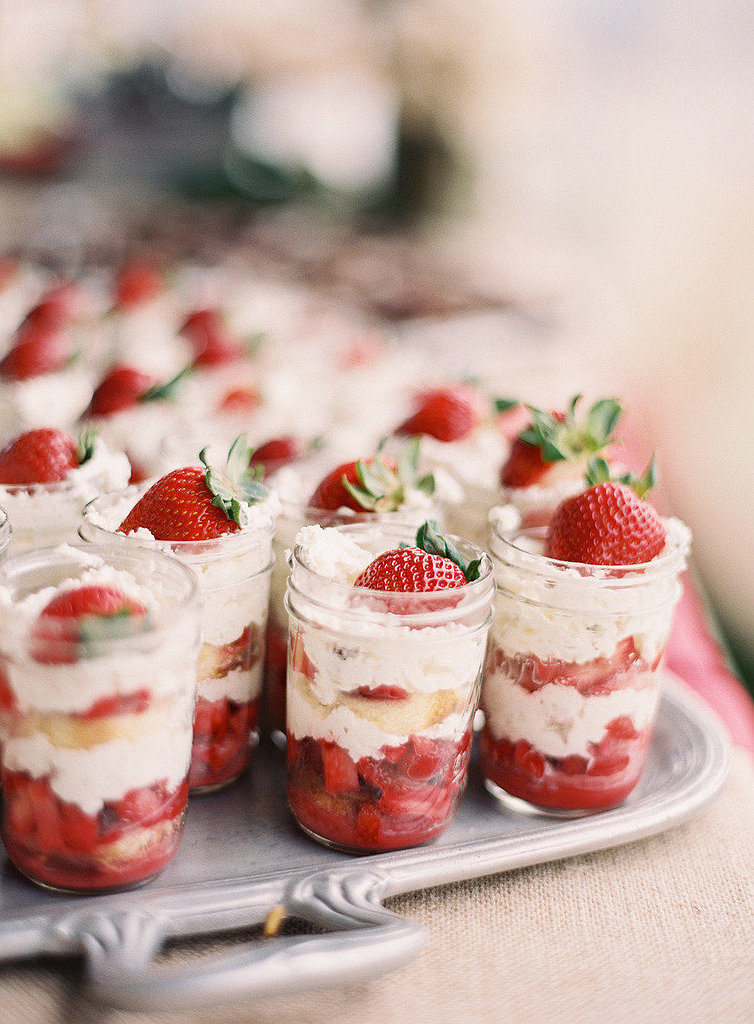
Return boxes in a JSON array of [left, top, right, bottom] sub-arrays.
[[81, 485, 276, 793], [0, 543, 200, 892], [285, 521, 495, 852], [481, 519, 690, 815]]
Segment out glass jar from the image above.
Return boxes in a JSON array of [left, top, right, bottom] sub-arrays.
[[0, 505, 12, 557], [81, 486, 276, 793], [285, 522, 495, 852], [481, 520, 690, 815], [266, 496, 444, 740], [0, 543, 200, 893], [0, 439, 130, 554]]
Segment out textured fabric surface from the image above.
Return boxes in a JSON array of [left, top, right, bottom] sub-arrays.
[[0, 744, 751, 1024]]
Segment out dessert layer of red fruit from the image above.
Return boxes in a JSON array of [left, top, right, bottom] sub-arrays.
[[485, 637, 657, 698], [1, 770, 187, 891], [189, 695, 259, 790], [480, 721, 652, 811], [286, 730, 472, 851]]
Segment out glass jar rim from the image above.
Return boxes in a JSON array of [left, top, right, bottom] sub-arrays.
[[0, 541, 201, 654]]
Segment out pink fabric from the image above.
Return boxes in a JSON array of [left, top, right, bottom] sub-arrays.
[[666, 574, 754, 754]]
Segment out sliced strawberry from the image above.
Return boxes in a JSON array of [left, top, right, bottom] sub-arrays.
[[350, 684, 409, 700], [0, 320, 71, 380], [0, 428, 80, 484], [546, 480, 666, 566], [59, 801, 100, 854], [0, 664, 17, 712], [321, 742, 359, 795], [395, 386, 478, 442]]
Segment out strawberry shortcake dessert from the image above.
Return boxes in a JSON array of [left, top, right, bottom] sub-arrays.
[[482, 458, 690, 813], [286, 519, 494, 851], [81, 435, 280, 792], [0, 543, 201, 891]]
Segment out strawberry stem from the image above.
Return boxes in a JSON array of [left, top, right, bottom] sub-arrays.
[[200, 434, 269, 527], [415, 519, 482, 582]]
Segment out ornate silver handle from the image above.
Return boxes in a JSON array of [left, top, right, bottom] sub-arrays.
[[81, 871, 424, 1012]]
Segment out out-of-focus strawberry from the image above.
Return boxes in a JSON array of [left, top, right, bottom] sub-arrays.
[[113, 259, 163, 309], [32, 585, 147, 664], [0, 320, 71, 380], [180, 308, 243, 367], [395, 386, 479, 443], [0, 427, 94, 485]]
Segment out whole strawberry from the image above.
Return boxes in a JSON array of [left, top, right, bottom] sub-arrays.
[[84, 364, 189, 419], [395, 386, 478, 443], [119, 434, 268, 541], [0, 320, 71, 380], [113, 259, 163, 309], [545, 460, 666, 566], [32, 584, 147, 664], [500, 396, 621, 488], [250, 435, 302, 476], [308, 438, 434, 513], [0, 428, 95, 485], [181, 308, 243, 368], [354, 520, 481, 592]]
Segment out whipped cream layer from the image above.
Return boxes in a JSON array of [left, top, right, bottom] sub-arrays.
[[288, 676, 471, 761], [0, 437, 131, 553], [482, 672, 661, 759], [2, 716, 193, 816], [0, 364, 96, 438], [488, 518, 690, 665]]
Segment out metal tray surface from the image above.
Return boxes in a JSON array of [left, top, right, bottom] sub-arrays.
[[0, 678, 731, 1011]]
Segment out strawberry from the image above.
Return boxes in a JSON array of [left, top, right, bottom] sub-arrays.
[[395, 386, 478, 443], [0, 427, 95, 485], [354, 520, 481, 592], [0, 320, 71, 380], [119, 434, 268, 541], [218, 385, 259, 415], [500, 396, 621, 488], [84, 363, 190, 418], [308, 438, 434, 513], [113, 258, 163, 309], [180, 308, 243, 367], [545, 459, 666, 566], [250, 435, 302, 476], [32, 584, 148, 664], [23, 281, 85, 329]]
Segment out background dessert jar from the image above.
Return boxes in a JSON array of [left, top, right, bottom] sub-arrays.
[[0, 543, 201, 893], [285, 520, 495, 852], [481, 485, 690, 815], [264, 438, 451, 739], [81, 436, 279, 792]]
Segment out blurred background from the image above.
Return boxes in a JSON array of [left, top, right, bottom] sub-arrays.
[[0, 0, 752, 691]]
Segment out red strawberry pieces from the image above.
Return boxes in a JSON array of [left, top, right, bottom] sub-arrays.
[[545, 481, 666, 566], [33, 584, 147, 664], [0, 428, 82, 485], [395, 386, 478, 443], [354, 547, 467, 592], [85, 364, 156, 418], [0, 320, 71, 380], [119, 434, 268, 541]]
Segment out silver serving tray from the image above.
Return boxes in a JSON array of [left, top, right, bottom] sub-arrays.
[[0, 676, 730, 1012]]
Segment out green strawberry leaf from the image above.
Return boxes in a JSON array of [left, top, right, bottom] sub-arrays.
[[76, 427, 99, 466], [493, 397, 519, 414], [415, 519, 481, 582], [201, 434, 269, 526], [141, 364, 193, 403]]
